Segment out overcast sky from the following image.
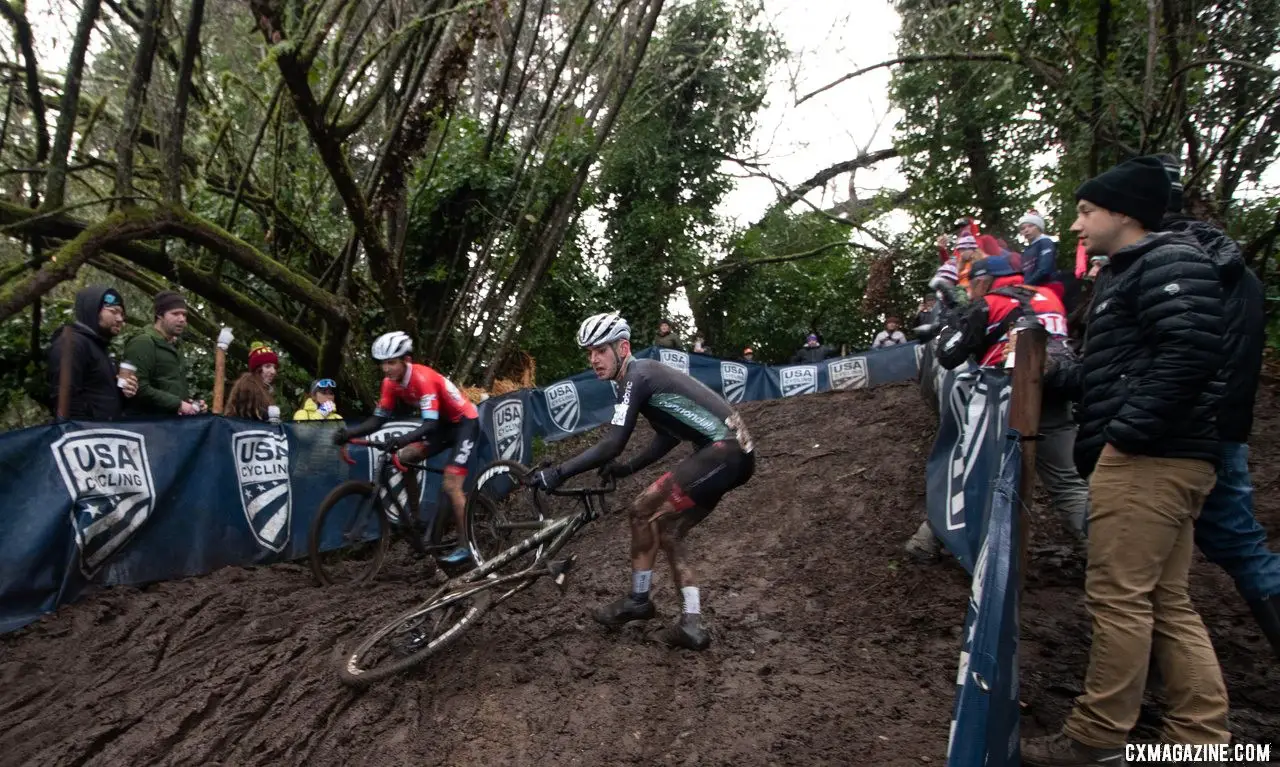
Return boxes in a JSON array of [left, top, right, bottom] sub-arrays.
[[716, 0, 905, 228]]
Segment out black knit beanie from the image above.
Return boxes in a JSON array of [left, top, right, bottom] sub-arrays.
[[1154, 153, 1184, 214], [153, 290, 188, 318], [1074, 156, 1171, 231]]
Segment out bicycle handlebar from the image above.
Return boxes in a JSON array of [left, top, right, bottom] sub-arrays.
[[520, 471, 617, 497], [339, 437, 394, 467], [339, 437, 428, 475]]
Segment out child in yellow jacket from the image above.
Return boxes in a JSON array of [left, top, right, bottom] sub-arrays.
[[293, 378, 343, 421]]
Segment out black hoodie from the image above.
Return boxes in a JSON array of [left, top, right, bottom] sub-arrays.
[[47, 285, 125, 420], [1161, 214, 1265, 444]]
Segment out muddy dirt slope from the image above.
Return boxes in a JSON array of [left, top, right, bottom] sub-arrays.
[[1, 382, 1277, 766]]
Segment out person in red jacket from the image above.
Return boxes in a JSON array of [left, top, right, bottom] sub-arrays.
[[936, 255, 1069, 369]]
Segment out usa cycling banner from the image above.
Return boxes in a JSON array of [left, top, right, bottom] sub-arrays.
[[526, 342, 923, 442], [946, 435, 1022, 767], [924, 367, 1012, 574], [0, 392, 531, 635]]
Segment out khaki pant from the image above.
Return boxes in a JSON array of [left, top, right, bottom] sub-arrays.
[[1064, 449, 1229, 747]]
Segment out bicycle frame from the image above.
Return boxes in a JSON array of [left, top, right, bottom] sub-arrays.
[[343, 439, 444, 531], [434, 484, 614, 607]]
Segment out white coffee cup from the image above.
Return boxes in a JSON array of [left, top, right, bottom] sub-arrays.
[[117, 362, 137, 389]]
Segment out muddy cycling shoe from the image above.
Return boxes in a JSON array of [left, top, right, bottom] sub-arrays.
[[658, 615, 711, 651], [438, 546, 472, 566], [592, 596, 656, 627]]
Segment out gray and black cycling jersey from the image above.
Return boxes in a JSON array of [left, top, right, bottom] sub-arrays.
[[557, 358, 751, 480]]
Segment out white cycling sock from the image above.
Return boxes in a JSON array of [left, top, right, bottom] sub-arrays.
[[631, 570, 652, 599], [681, 586, 700, 615]]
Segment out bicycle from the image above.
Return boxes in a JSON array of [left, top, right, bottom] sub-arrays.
[[307, 438, 460, 586], [336, 459, 615, 688]]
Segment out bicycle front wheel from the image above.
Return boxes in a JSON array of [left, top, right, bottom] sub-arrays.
[[465, 460, 546, 574], [309, 480, 389, 586], [338, 587, 494, 688]]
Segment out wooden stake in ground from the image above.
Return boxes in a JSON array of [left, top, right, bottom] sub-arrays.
[[56, 327, 75, 419], [213, 327, 234, 414], [1006, 316, 1047, 591]]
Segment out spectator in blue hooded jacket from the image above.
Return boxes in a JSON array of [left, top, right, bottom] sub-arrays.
[[1017, 211, 1059, 287]]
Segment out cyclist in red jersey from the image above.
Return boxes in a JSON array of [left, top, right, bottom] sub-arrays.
[[333, 331, 478, 564]]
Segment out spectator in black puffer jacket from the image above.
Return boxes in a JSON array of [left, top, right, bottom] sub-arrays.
[[789, 334, 834, 364], [1157, 154, 1280, 659], [1023, 156, 1230, 765]]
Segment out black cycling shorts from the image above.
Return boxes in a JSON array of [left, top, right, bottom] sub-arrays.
[[411, 416, 480, 476], [649, 439, 754, 520]]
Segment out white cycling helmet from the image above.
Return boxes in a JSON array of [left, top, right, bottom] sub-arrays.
[[371, 331, 413, 360], [577, 313, 631, 348]]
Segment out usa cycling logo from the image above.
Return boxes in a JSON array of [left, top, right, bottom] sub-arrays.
[[544, 381, 580, 433], [52, 429, 157, 577], [369, 421, 421, 522], [232, 430, 292, 552], [493, 398, 524, 461], [659, 349, 689, 374], [828, 357, 868, 390], [780, 365, 817, 397], [720, 362, 747, 404]]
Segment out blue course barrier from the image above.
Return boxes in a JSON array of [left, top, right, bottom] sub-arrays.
[[925, 367, 1024, 767], [0, 343, 923, 634], [924, 367, 1012, 574]]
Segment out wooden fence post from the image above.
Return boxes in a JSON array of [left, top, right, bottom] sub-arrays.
[[1007, 316, 1047, 593]]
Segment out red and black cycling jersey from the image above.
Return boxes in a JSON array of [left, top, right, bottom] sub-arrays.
[[558, 358, 753, 480], [936, 278, 1068, 369], [374, 363, 478, 423]]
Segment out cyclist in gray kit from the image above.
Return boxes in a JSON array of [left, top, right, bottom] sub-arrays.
[[531, 313, 756, 650]]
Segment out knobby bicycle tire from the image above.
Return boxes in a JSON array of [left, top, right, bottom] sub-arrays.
[[465, 460, 546, 574], [309, 480, 389, 586], [338, 587, 494, 688]]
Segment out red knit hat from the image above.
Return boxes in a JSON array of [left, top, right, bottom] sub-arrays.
[[248, 342, 279, 372]]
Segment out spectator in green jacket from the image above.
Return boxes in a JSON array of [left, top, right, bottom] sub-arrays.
[[654, 320, 683, 350], [122, 290, 202, 416]]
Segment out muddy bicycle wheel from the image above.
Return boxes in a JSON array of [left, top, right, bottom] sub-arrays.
[[465, 460, 546, 574], [338, 587, 494, 688], [309, 480, 389, 586]]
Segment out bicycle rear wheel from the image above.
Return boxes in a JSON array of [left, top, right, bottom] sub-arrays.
[[465, 460, 546, 574], [309, 481, 389, 586], [338, 587, 494, 688]]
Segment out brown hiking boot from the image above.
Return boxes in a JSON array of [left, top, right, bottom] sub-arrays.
[[1021, 731, 1125, 767]]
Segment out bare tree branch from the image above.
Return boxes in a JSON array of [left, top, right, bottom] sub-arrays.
[[43, 0, 103, 211], [756, 148, 899, 223], [252, 0, 417, 335], [671, 240, 868, 289], [112, 0, 165, 205], [0, 1, 50, 164], [164, 0, 204, 204], [796, 52, 1028, 106]]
